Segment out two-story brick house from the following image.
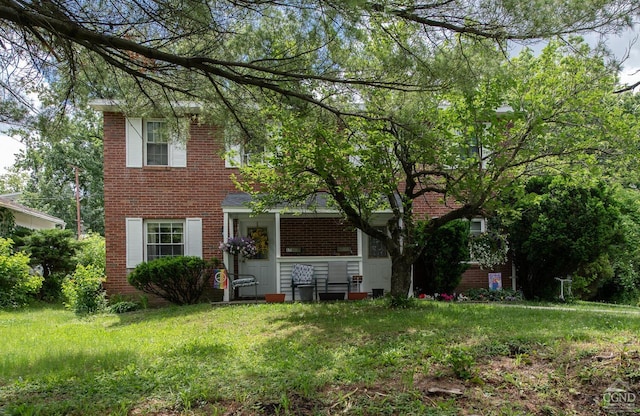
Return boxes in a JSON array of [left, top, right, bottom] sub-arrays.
[[91, 99, 512, 301]]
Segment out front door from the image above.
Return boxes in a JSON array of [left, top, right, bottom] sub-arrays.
[[238, 218, 276, 296], [362, 232, 392, 293]]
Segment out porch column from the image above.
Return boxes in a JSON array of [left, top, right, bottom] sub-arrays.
[[357, 228, 364, 275], [275, 212, 281, 294], [223, 212, 230, 302]]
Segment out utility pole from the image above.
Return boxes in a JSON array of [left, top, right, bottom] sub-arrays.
[[74, 165, 81, 239]]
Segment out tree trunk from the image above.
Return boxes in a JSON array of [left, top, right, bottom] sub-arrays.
[[389, 254, 414, 298]]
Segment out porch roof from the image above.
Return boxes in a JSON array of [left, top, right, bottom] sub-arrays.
[[222, 192, 337, 214], [221, 192, 395, 215]]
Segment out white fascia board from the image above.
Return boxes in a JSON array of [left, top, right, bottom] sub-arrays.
[[495, 105, 514, 114], [88, 99, 202, 114], [222, 206, 393, 216]]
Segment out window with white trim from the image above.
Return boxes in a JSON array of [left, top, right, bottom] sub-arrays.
[[125, 117, 187, 168], [126, 218, 202, 268], [368, 226, 388, 258], [145, 120, 169, 166], [146, 221, 184, 261], [225, 142, 269, 168], [469, 218, 485, 236]]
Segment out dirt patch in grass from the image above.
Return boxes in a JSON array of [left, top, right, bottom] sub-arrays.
[[173, 343, 640, 415]]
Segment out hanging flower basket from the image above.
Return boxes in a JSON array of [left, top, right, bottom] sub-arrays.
[[469, 231, 509, 269], [219, 236, 258, 258]]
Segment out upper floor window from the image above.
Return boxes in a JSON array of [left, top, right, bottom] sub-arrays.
[[225, 142, 268, 168], [469, 218, 485, 236], [459, 123, 491, 168], [145, 120, 169, 166], [125, 117, 187, 168]]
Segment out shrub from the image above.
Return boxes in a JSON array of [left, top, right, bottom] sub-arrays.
[[21, 229, 80, 301], [76, 233, 106, 272], [108, 301, 140, 314], [415, 220, 470, 295], [127, 256, 211, 305], [386, 294, 418, 309], [0, 238, 42, 308], [464, 288, 523, 302], [508, 177, 622, 300], [62, 264, 107, 315], [106, 294, 147, 313]]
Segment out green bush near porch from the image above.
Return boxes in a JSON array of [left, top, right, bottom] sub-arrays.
[[127, 256, 212, 305]]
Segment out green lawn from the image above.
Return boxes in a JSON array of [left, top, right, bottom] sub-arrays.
[[1, 300, 639, 415]]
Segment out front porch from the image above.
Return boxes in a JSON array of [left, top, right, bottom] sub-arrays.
[[220, 193, 393, 302]]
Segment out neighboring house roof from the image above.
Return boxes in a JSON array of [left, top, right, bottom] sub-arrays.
[[0, 193, 66, 230]]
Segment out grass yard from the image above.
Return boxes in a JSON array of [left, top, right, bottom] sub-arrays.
[[1, 300, 640, 415]]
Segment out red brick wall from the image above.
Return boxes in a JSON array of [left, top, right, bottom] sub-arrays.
[[280, 218, 357, 256], [413, 192, 462, 218], [103, 112, 235, 295], [103, 111, 509, 296], [455, 261, 513, 293]]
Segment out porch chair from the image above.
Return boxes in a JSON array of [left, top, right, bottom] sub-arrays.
[[325, 261, 351, 295], [229, 272, 259, 302], [291, 264, 316, 301]]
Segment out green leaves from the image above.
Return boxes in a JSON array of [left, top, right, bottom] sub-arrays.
[[0, 238, 41, 308], [127, 256, 211, 305], [508, 176, 623, 299]]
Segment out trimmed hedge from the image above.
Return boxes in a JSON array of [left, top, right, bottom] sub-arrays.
[[127, 256, 211, 305]]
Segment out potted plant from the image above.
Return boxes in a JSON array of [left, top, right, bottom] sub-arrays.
[[265, 293, 285, 303], [348, 292, 368, 300], [319, 292, 345, 301], [348, 275, 368, 300]]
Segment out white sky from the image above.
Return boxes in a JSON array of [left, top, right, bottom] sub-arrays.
[[1, 27, 639, 175], [0, 125, 24, 175]]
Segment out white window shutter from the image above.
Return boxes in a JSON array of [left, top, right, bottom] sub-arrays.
[[126, 218, 144, 268], [481, 146, 492, 169], [126, 118, 143, 168], [170, 140, 187, 167], [185, 218, 203, 258]]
